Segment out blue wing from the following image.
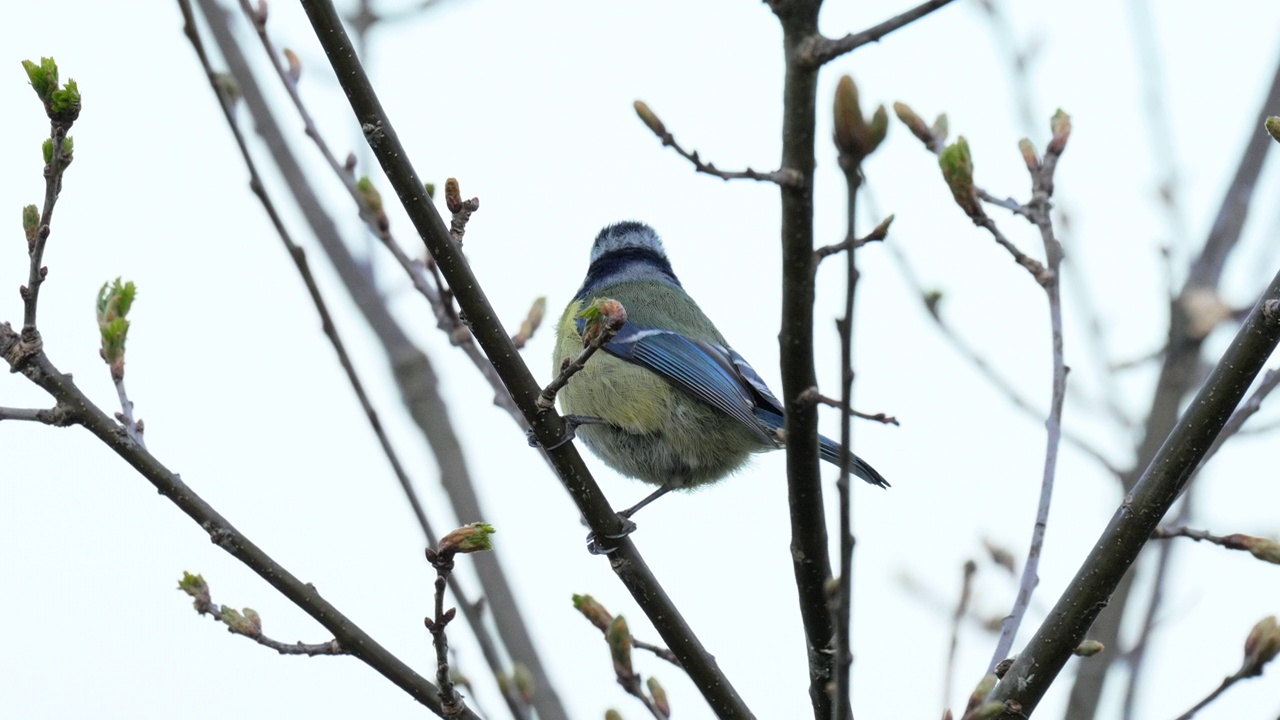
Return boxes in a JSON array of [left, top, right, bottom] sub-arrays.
[[584, 319, 778, 446], [584, 319, 891, 488]]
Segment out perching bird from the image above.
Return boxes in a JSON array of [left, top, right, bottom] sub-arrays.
[[553, 221, 888, 525]]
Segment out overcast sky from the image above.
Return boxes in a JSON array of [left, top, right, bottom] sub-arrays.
[[3, 1, 1280, 719]]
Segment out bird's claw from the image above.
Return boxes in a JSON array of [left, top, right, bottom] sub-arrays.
[[585, 515, 638, 555]]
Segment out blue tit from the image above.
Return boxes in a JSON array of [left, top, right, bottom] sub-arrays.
[[554, 221, 888, 519]]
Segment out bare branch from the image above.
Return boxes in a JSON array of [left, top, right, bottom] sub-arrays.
[[634, 101, 800, 186], [804, 0, 960, 67], [0, 404, 72, 425], [987, 260, 1280, 719], [814, 214, 893, 265], [798, 387, 899, 426], [943, 560, 978, 711], [988, 114, 1071, 672]]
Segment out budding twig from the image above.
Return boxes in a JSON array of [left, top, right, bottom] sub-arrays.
[[634, 101, 801, 187], [537, 299, 627, 411]]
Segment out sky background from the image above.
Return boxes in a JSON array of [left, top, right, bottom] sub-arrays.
[[3, 1, 1280, 719]]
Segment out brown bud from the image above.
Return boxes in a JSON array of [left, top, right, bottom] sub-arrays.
[[634, 100, 667, 139], [1047, 109, 1072, 156]]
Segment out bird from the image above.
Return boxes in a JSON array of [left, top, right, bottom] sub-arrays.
[[552, 221, 888, 537]]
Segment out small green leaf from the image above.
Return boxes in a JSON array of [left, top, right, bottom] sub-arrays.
[[21, 57, 58, 100], [50, 77, 80, 115]]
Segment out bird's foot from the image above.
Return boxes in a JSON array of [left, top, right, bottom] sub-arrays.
[[585, 515, 638, 556], [526, 414, 608, 450]]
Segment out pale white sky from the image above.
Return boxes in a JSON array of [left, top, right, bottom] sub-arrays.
[[2, 1, 1280, 719]]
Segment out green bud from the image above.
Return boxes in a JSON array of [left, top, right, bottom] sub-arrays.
[[604, 711, 624, 720], [355, 176, 383, 214], [833, 75, 867, 156], [177, 571, 210, 603], [1244, 615, 1280, 673], [1267, 116, 1280, 143], [572, 593, 614, 633], [1018, 138, 1039, 173], [355, 176, 389, 232], [578, 298, 628, 348], [931, 113, 949, 145], [893, 101, 933, 147], [512, 663, 535, 703], [50, 78, 80, 118], [221, 606, 262, 637], [437, 522, 496, 554], [22, 204, 39, 246], [424, 182, 436, 199], [866, 104, 889, 153], [923, 289, 943, 319], [1047, 109, 1071, 156], [966, 672, 997, 711], [42, 138, 53, 165], [97, 278, 138, 381], [939, 137, 981, 219], [214, 73, 240, 105], [646, 677, 669, 716], [968, 700, 1009, 719], [607, 615, 634, 679], [1074, 640, 1104, 657]]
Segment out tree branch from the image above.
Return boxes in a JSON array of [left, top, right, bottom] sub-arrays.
[[803, 0, 959, 67], [770, 2, 835, 715], [986, 277, 1280, 718], [296, 2, 754, 716]]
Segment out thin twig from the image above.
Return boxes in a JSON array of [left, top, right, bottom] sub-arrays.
[[1172, 664, 1264, 720], [987, 116, 1071, 673], [803, 0, 960, 67], [113, 377, 145, 448], [444, 178, 480, 246], [798, 388, 899, 426], [974, 214, 1053, 285], [831, 150, 862, 720], [943, 560, 978, 710], [633, 101, 800, 186], [179, 573, 347, 656], [814, 214, 893, 264], [1196, 367, 1280, 471], [425, 548, 465, 717], [0, 404, 72, 424], [537, 302, 626, 411]]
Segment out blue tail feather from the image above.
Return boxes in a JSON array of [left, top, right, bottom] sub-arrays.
[[755, 409, 889, 488]]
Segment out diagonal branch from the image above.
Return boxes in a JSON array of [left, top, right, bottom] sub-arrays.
[[1065, 57, 1280, 720], [802, 0, 960, 67], [296, 2, 754, 717], [0, 324, 477, 719], [191, 5, 562, 717], [987, 275, 1280, 718]]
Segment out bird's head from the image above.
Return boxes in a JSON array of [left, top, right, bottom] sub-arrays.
[[577, 221, 682, 299]]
